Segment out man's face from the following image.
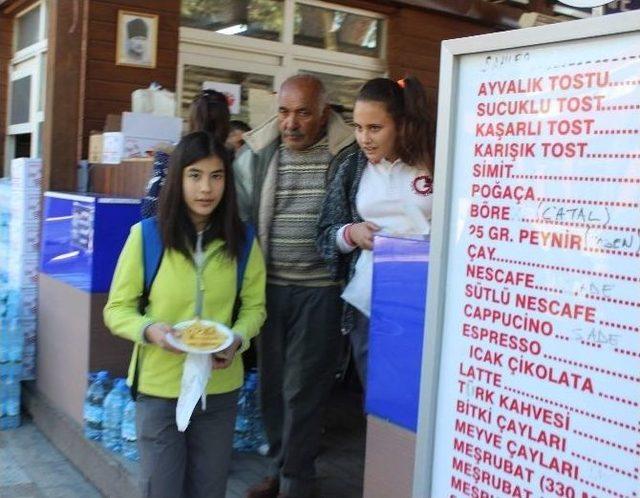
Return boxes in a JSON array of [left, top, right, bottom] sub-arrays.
[[127, 36, 147, 58], [226, 129, 245, 152], [277, 83, 328, 151]]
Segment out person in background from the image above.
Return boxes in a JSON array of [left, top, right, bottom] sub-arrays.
[[317, 76, 435, 386], [234, 74, 356, 498], [104, 132, 266, 498], [141, 89, 231, 219], [227, 120, 252, 153]]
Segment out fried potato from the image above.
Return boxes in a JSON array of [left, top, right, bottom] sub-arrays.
[[181, 320, 226, 350]]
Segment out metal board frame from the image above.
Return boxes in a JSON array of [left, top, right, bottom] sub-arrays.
[[412, 10, 640, 498]]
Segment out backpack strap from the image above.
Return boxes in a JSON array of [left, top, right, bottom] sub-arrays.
[[233, 223, 255, 321], [139, 218, 251, 313], [139, 217, 164, 314], [236, 223, 255, 293], [132, 217, 163, 402]]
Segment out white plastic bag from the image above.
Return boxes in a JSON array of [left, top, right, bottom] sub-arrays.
[[132, 83, 176, 117], [176, 353, 211, 432], [341, 249, 374, 318]]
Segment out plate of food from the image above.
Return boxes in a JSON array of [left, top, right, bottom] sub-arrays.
[[166, 319, 234, 354]]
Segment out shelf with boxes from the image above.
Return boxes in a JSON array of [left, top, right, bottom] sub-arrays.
[[87, 111, 181, 199]]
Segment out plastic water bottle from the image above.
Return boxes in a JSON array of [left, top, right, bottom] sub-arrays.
[[121, 391, 139, 461], [234, 383, 252, 451], [234, 371, 257, 451], [102, 378, 127, 452], [6, 318, 22, 377], [4, 376, 20, 417], [234, 370, 267, 452], [0, 318, 9, 381], [83, 371, 109, 440], [77, 160, 89, 193], [250, 381, 268, 452], [0, 372, 21, 429]]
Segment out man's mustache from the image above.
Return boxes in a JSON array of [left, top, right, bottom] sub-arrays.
[[283, 131, 304, 138]]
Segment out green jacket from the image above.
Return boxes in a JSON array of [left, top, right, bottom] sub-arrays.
[[103, 223, 267, 398], [233, 111, 358, 262]]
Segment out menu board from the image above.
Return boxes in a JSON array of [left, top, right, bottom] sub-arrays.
[[420, 20, 640, 498]]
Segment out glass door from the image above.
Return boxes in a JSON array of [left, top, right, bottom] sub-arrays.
[[4, 2, 47, 175]]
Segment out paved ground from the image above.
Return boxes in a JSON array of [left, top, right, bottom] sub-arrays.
[[0, 420, 103, 498], [228, 388, 365, 498], [0, 385, 366, 498]]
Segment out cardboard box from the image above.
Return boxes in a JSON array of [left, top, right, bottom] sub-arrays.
[[88, 133, 103, 164], [8, 254, 39, 289], [9, 221, 40, 254], [90, 157, 154, 198], [104, 114, 121, 132], [102, 133, 170, 164], [101, 112, 181, 164], [10, 158, 42, 192], [101, 133, 125, 165], [11, 196, 41, 223]]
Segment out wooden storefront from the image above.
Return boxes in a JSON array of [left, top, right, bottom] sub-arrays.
[[0, 0, 527, 190]]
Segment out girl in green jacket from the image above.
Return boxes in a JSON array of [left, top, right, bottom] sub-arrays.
[[104, 131, 267, 498]]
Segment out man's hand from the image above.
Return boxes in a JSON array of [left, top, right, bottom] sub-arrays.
[[212, 336, 243, 370], [144, 323, 183, 354], [349, 221, 381, 250]]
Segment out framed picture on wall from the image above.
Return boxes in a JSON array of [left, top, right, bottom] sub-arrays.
[[116, 10, 158, 68]]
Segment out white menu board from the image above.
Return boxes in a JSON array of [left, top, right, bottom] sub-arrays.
[[414, 11, 640, 498]]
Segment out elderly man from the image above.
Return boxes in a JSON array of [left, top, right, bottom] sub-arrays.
[[234, 75, 356, 498]]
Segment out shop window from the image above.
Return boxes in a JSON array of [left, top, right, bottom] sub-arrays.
[[181, 0, 283, 41], [294, 3, 382, 57], [178, 1, 387, 135], [182, 65, 275, 128], [15, 6, 41, 51], [10, 76, 31, 125], [301, 70, 368, 123]]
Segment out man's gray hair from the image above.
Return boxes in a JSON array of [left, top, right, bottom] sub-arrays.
[[280, 74, 328, 108]]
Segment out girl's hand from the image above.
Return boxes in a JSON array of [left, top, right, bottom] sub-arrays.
[[212, 336, 243, 370], [144, 323, 183, 354], [349, 221, 381, 250]]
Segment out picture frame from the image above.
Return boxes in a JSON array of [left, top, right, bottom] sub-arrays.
[[115, 10, 158, 69]]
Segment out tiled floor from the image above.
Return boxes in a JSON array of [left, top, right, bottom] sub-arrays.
[[0, 385, 366, 498]]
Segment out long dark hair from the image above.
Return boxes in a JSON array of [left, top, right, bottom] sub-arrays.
[[189, 89, 231, 144], [356, 76, 434, 173], [157, 132, 244, 260]]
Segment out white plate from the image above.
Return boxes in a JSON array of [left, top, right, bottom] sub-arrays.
[[166, 319, 234, 354]]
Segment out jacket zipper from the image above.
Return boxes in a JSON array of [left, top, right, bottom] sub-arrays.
[[195, 231, 204, 318], [194, 232, 221, 319]]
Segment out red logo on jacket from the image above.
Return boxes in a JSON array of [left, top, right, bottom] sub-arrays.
[[412, 175, 433, 195]]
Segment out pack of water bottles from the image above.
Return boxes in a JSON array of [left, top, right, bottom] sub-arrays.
[[83, 371, 139, 461], [234, 369, 268, 454], [0, 317, 22, 430], [0, 179, 10, 285], [0, 179, 21, 430], [7, 158, 43, 381]]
